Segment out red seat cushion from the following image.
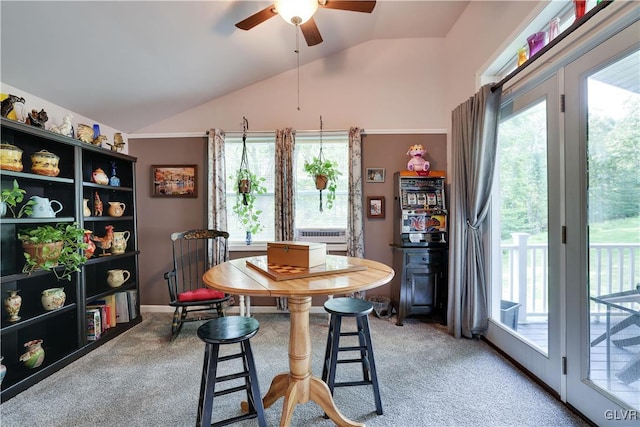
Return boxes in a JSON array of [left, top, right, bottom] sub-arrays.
[[177, 288, 226, 302]]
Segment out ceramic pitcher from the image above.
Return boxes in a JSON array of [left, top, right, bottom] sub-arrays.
[[108, 202, 126, 217], [107, 269, 130, 288], [29, 196, 63, 218], [111, 231, 130, 255]]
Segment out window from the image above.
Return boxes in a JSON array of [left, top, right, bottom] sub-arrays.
[[294, 133, 349, 233], [224, 132, 349, 246], [225, 134, 276, 244]]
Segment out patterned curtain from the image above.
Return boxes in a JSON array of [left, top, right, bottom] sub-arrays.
[[347, 127, 364, 258], [207, 129, 228, 258], [274, 128, 296, 311], [206, 129, 234, 308]]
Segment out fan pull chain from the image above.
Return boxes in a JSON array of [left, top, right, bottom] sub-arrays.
[[296, 26, 301, 111]]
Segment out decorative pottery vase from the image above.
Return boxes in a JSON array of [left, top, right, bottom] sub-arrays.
[[111, 231, 130, 255], [41, 287, 66, 311], [22, 241, 63, 267], [28, 196, 63, 218], [4, 290, 22, 322], [109, 161, 120, 187], [107, 202, 126, 217], [83, 230, 96, 259], [30, 150, 60, 177], [20, 339, 45, 369], [83, 198, 91, 216], [0, 143, 24, 172], [245, 231, 252, 246], [91, 168, 109, 185], [0, 356, 6, 385], [107, 269, 131, 288]]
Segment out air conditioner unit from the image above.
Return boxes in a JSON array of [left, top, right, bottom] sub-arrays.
[[296, 228, 347, 244]]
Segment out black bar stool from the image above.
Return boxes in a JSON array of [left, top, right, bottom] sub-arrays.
[[322, 297, 383, 415], [196, 316, 266, 427]]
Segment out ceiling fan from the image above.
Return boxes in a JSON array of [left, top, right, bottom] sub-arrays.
[[235, 0, 377, 47]]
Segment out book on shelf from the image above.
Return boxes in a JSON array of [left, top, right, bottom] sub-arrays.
[[86, 308, 102, 341], [126, 289, 139, 319], [87, 303, 108, 333], [103, 294, 117, 328], [114, 292, 130, 323]]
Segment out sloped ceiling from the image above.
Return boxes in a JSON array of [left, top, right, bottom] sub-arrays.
[[0, 1, 468, 133]]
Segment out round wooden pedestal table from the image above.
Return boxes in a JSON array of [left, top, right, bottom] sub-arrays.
[[203, 255, 394, 427]]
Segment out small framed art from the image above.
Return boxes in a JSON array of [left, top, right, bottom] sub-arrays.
[[367, 196, 385, 219], [366, 168, 385, 183], [151, 165, 197, 198]]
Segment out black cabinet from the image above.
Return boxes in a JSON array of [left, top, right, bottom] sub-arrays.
[[0, 118, 141, 401], [390, 246, 447, 326]]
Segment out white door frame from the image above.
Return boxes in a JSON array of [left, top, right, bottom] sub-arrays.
[[564, 18, 640, 426]]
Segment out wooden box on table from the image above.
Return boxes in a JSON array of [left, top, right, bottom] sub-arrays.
[[267, 241, 327, 267]]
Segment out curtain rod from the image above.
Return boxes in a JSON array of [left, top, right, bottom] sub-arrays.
[[491, 0, 612, 93]]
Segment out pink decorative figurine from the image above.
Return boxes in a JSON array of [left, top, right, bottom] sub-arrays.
[[406, 144, 430, 172]]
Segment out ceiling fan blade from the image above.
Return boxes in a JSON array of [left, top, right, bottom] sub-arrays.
[[300, 18, 323, 46], [235, 5, 277, 30], [319, 1, 376, 13]]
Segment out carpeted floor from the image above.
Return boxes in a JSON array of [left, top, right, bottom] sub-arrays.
[[0, 312, 589, 426]]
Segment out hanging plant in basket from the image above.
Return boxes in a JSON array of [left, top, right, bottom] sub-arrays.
[[229, 117, 267, 244], [304, 156, 341, 212], [303, 115, 342, 212]]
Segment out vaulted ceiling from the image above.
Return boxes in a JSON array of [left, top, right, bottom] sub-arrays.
[[1, 1, 469, 133]]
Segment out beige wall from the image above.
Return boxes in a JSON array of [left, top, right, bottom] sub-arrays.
[[129, 1, 539, 308], [130, 133, 446, 307]]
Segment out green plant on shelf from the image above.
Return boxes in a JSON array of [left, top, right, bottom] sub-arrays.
[[1, 179, 34, 218], [18, 223, 88, 281]]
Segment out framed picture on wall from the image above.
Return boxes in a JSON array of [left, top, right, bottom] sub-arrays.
[[151, 165, 197, 198], [367, 196, 385, 219], [366, 168, 385, 183]]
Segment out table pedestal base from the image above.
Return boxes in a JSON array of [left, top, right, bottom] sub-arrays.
[[262, 296, 364, 427]]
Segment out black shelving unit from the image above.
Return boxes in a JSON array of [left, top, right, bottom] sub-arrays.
[[0, 117, 141, 402]]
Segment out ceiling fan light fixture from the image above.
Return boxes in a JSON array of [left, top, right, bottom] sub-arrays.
[[275, 0, 318, 26]]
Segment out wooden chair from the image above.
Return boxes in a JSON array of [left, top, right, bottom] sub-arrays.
[[164, 230, 231, 341]]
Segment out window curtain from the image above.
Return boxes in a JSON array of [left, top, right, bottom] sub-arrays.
[[274, 128, 296, 311], [206, 128, 234, 308], [347, 127, 364, 258], [448, 84, 502, 338], [206, 128, 228, 257]]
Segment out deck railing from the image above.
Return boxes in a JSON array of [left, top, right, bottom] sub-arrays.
[[502, 233, 640, 321]]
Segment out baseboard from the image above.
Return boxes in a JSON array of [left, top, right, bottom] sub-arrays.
[[141, 305, 329, 314]]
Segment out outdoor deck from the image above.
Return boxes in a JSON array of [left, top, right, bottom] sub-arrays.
[[516, 320, 640, 409]]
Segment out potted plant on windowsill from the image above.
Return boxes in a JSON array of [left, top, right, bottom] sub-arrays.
[[230, 168, 267, 245], [18, 223, 88, 281], [304, 156, 341, 212], [1, 179, 34, 218]]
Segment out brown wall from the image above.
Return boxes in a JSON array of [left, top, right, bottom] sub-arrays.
[[129, 134, 447, 307]]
